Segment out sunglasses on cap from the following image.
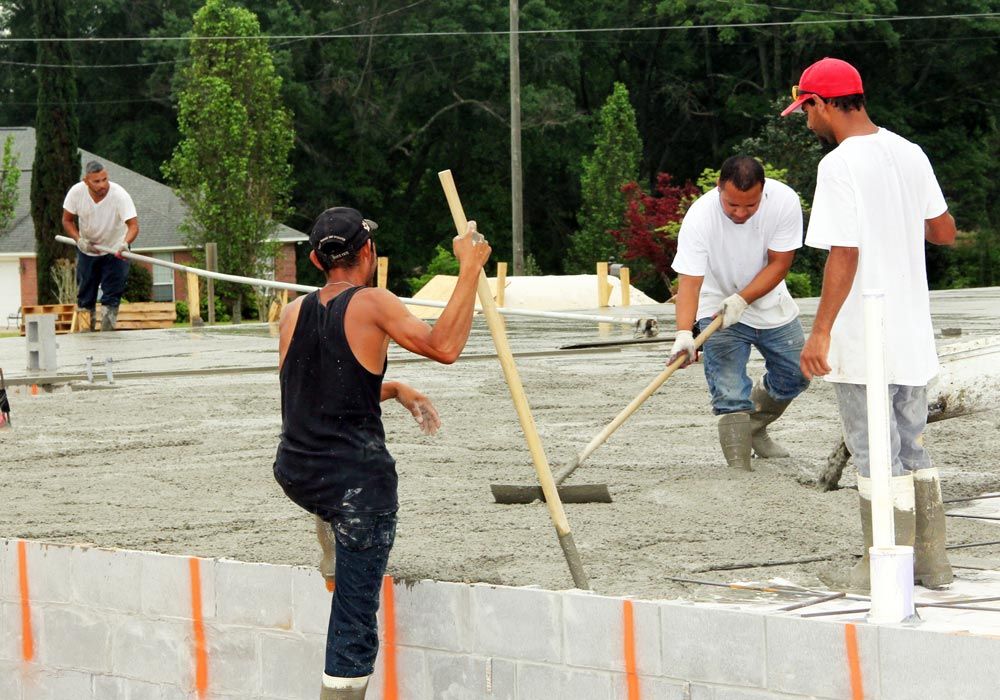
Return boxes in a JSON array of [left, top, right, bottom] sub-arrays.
[[791, 85, 826, 102]]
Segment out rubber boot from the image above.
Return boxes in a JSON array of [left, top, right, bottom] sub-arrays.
[[320, 675, 368, 700], [315, 515, 336, 587], [718, 412, 752, 471], [749, 380, 791, 458], [101, 305, 119, 332], [913, 468, 954, 589], [849, 475, 916, 591]]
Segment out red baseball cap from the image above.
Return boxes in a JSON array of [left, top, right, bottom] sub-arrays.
[[781, 58, 864, 116]]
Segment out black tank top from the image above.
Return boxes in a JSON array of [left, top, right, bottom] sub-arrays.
[[273, 288, 397, 514]]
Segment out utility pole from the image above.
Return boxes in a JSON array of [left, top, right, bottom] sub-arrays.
[[509, 0, 524, 274]]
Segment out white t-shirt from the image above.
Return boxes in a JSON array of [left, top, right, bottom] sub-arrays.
[[671, 178, 803, 329], [63, 181, 138, 256], [805, 128, 947, 386]]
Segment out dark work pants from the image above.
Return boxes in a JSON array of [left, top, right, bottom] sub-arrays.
[[76, 251, 129, 310]]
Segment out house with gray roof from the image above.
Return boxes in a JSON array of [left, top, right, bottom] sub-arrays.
[[0, 127, 306, 325]]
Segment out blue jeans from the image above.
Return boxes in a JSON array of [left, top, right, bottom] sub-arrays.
[[833, 383, 931, 478], [319, 509, 397, 678], [76, 252, 129, 310], [696, 317, 809, 415]]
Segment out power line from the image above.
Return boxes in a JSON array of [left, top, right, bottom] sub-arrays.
[[0, 11, 996, 45]]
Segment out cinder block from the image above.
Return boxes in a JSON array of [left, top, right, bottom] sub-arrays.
[[258, 631, 325, 700], [0, 539, 9, 602], [486, 657, 516, 700], [690, 683, 715, 700], [215, 559, 294, 628], [393, 579, 471, 653], [22, 668, 94, 699], [204, 623, 260, 695], [516, 662, 615, 699], [290, 566, 331, 636], [111, 617, 191, 687], [422, 651, 488, 699], [13, 541, 74, 605], [470, 585, 561, 663], [712, 688, 803, 699], [562, 592, 661, 675], [0, 660, 22, 699], [879, 625, 1000, 700], [661, 604, 766, 688], [39, 606, 111, 673], [92, 675, 167, 700], [611, 674, 688, 700], [367, 644, 426, 700], [141, 552, 217, 622], [0, 602, 17, 662], [71, 546, 143, 613], [766, 617, 878, 699]]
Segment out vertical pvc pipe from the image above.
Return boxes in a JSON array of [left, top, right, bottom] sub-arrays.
[[863, 290, 916, 624], [863, 290, 894, 548]]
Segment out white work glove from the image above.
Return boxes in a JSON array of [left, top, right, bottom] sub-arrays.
[[113, 241, 130, 259], [717, 293, 748, 328], [668, 330, 697, 368], [76, 237, 97, 254]]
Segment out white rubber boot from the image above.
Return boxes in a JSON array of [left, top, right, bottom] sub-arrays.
[[320, 674, 369, 700]]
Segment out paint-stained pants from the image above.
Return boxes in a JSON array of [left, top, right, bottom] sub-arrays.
[[833, 383, 931, 478], [76, 252, 129, 310], [320, 510, 397, 678], [696, 316, 810, 415]]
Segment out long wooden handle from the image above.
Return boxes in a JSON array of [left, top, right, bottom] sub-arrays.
[[438, 169, 588, 588], [575, 315, 723, 467]]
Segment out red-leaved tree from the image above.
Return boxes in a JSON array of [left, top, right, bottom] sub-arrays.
[[612, 173, 700, 296]]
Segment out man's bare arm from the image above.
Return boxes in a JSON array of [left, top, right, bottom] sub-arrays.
[[674, 274, 704, 331], [62, 210, 79, 240], [738, 249, 796, 304], [800, 246, 859, 379], [925, 211, 956, 246], [124, 217, 139, 245]]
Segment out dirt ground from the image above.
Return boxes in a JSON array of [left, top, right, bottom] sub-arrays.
[[2, 314, 1000, 601]]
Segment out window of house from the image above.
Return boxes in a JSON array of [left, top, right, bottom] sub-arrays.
[[151, 253, 175, 302]]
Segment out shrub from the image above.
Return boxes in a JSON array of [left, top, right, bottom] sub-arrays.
[[123, 263, 153, 302], [785, 272, 812, 298]]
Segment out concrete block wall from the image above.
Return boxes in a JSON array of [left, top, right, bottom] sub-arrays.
[[2, 538, 999, 699]]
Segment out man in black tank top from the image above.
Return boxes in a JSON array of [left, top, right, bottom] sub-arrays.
[[275, 206, 491, 700]]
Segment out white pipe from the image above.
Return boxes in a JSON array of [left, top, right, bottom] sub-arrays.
[[863, 289, 916, 624], [863, 290, 894, 549], [55, 235, 648, 326]]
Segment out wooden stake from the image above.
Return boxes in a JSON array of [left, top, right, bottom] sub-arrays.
[[186, 272, 202, 326], [596, 262, 612, 307], [204, 243, 217, 325], [438, 169, 589, 590], [377, 257, 389, 289], [620, 267, 631, 307], [496, 262, 508, 307]]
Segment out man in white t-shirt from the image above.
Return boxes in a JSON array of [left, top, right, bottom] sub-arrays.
[[670, 156, 809, 471], [783, 57, 957, 589], [62, 161, 139, 332]]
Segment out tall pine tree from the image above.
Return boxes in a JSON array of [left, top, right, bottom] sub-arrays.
[[30, 0, 80, 304]]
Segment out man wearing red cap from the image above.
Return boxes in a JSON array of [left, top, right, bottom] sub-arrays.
[[783, 57, 957, 590]]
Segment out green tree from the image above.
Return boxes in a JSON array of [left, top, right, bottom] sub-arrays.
[[0, 136, 20, 233], [163, 0, 294, 321], [30, 0, 80, 304], [568, 82, 641, 272]]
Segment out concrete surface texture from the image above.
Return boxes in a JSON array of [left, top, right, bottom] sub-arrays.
[[0, 288, 999, 602]]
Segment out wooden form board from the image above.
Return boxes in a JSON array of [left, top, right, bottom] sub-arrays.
[[20, 302, 177, 334]]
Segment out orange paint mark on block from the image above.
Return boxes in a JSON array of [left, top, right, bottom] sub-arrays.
[[845, 623, 864, 700], [17, 541, 34, 662], [189, 557, 209, 698], [30, 384, 38, 396], [381, 575, 398, 700], [326, 579, 335, 593], [623, 600, 640, 700]]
